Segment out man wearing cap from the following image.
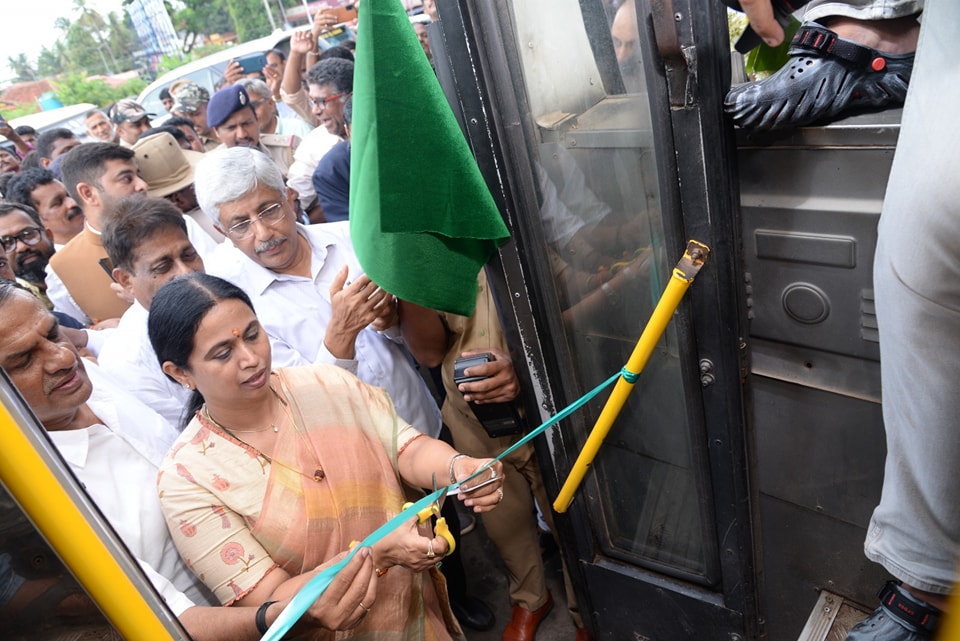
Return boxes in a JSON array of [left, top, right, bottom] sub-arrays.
[[207, 84, 298, 178], [132, 132, 224, 248], [109, 99, 153, 148], [170, 81, 220, 152]]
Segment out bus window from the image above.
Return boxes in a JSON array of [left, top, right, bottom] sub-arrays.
[[0, 482, 120, 640]]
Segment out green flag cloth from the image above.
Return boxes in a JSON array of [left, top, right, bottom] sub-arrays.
[[349, 0, 510, 317]]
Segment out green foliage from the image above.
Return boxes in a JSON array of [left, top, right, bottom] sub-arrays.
[[225, 0, 275, 41], [4, 104, 40, 119], [176, 0, 236, 39], [745, 17, 801, 79], [53, 73, 147, 108], [7, 54, 38, 82]]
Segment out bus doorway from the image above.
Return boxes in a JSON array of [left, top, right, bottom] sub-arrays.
[[429, 0, 895, 639]]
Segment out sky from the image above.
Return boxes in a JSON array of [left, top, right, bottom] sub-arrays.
[[3, 1, 127, 83]]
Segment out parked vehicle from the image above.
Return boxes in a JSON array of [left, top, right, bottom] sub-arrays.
[[7, 103, 98, 140], [137, 25, 356, 120]]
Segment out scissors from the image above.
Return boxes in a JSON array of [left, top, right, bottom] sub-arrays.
[[402, 473, 456, 557]]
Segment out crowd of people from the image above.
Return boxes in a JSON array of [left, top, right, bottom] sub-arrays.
[[0, 5, 546, 641], [0, 0, 950, 639]]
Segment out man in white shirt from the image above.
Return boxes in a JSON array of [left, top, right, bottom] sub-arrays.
[[97, 197, 205, 427], [195, 146, 441, 439], [0, 280, 378, 639]]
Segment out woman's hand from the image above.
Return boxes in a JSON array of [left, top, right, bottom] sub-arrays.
[[301, 548, 377, 630], [374, 517, 451, 573], [453, 457, 505, 513]]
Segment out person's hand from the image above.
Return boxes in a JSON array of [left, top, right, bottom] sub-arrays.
[[452, 457, 505, 513], [375, 517, 450, 573], [456, 348, 520, 404], [109, 281, 134, 304], [301, 548, 377, 631], [89, 317, 120, 330], [0, 120, 16, 140], [313, 8, 339, 37], [263, 63, 282, 97], [223, 59, 244, 85], [370, 295, 399, 332], [290, 28, 317, 56], [738, 0, 785, 47], [325, 267, 391, 359]]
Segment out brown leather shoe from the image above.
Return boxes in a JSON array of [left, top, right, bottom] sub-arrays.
[[502, 592, 553, 641], [575, 628, 594, 641]]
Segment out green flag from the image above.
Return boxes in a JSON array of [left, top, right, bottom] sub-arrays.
[[349, 0, 510, 316]]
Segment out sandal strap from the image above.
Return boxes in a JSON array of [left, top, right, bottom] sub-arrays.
[[877, 581, 941, 634], [790, 23, 875, 67]]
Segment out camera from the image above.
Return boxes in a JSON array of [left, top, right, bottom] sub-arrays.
[[453, 353, 524, 438]]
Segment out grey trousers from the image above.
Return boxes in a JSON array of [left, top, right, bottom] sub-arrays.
[[863, 0, 959, 594], [803, 0, 923, 22]]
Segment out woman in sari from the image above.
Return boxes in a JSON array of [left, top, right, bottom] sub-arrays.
[[149, 273, 504, 640]]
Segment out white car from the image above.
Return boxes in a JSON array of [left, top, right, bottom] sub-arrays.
[[137, 26, 356, 121]]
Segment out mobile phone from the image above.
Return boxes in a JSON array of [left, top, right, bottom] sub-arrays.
[[453, 353, 524, 438], [236, 52, 268, 75], [97, 258, 116, 282]]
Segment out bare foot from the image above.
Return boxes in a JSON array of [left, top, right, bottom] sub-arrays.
[[823, 16, 920, 54]]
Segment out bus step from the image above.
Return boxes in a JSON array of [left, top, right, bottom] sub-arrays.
[[797, 590, 872, 641]]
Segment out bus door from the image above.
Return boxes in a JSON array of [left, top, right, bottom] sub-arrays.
[[431, 0, 758, 639]]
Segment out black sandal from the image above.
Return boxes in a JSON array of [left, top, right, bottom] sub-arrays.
[[725, 22, 914, 131]]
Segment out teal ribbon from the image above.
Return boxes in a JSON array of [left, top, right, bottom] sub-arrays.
[[261, 368, 623, 640]]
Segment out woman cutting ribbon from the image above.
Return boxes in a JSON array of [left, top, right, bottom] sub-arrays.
[[149, 273, 504, 639]]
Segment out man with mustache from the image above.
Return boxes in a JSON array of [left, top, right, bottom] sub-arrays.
[[0, 280, 378, 640], [0, 203, 56, 297], [196, 146, 496, 631], [6, 168, 85, 248], [206, 84, 298, 178]]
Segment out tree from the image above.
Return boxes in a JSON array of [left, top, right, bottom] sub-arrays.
[[38, 43, 68, 78], [225, 0, 274, 41], [175, 0, 236, 44], [7, 54, 38, 82]]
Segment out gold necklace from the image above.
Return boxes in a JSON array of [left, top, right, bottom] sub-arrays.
[[203, 388, 283, 434], [205, 388, 326, 483]]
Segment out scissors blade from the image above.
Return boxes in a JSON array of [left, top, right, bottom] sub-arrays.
[[432, 472, 448, 511]]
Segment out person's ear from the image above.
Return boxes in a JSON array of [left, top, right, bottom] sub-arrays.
[[162, 361, 193, 390], [112, 268, 135, 299], [75, 182, 99, 208]]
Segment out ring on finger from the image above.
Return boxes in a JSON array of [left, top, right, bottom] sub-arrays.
[[358, 601, 371, 613], [489, 467, 497, 481], [426, 539, 436, 559], [496, 488, 504, 504]]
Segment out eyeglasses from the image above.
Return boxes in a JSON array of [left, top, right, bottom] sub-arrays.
[[225, 202, 286, 240], [309, 91, 350, 110], [0, 227, 43, 252]]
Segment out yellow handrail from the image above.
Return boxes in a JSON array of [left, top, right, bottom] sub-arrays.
[[0, 397, 177, 640], [554, 241, 709, 513]]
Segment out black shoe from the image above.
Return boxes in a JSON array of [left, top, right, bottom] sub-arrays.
[[450, 595, 495, 631], [845, 582, 941, 641]]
